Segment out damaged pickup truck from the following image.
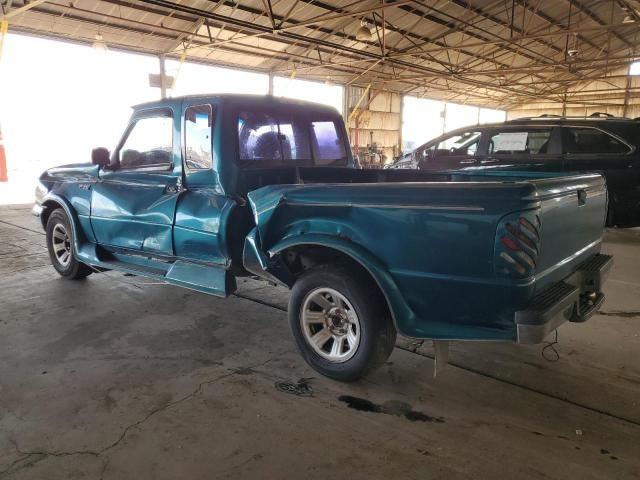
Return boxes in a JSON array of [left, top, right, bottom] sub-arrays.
[[33, 95, 612, 381]]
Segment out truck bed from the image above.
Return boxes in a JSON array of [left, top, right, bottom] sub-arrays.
[[244, 167, 607, 339]]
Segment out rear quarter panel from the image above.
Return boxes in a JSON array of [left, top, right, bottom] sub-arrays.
[[249, 182, 541, 340]]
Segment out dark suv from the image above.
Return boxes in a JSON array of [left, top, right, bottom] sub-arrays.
[[392, 113, 640, 227]]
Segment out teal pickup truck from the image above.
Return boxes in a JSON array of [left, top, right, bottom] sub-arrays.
[[33, 95, 612, 381]]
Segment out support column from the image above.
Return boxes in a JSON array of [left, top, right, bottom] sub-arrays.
[[268, 71, 274, 95], [159, 54, 167, 100], [623, 76, 632, 118]]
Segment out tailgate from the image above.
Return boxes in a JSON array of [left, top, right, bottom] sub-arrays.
[[496, 173, 607, 293]]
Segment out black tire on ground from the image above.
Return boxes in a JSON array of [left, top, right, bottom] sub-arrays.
[[45, 208, 93, 280], [288, 264, 396, 381], [605, 202, 616, 228]]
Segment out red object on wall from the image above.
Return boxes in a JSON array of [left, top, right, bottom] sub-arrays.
[[0, 125, 7, 182]]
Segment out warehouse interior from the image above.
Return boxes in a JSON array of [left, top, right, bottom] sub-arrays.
[[0, 1, 639, 479]]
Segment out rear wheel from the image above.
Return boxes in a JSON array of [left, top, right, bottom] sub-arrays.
[[288, 264, 396, 381], [46, 209, 92, 280]]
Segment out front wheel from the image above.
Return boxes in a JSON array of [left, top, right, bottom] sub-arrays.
[[288, 264, 396, 381], [46, 209, 93, 280]]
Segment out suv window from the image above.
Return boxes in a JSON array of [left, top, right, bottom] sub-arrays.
[[437, 131, 481, 155], [488, 129, 552, 155], [184, 105, 213, 169], [562, 127, 630, 154], [120, 116, 173, 169]]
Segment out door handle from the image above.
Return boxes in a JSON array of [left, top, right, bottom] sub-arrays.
[[577, 189, 587, 206]]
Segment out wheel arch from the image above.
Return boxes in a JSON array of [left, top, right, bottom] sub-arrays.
[[41, 194, 85, 250], [267, 234, 416, 335]]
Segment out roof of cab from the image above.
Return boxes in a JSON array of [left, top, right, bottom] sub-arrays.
[[132, 93, 341, 115]]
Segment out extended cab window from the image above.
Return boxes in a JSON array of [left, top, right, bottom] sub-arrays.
[[562, 127, 630, 154], [120, 116, 173, 169], [488, 129, 551, 155], [184, 105, 213, 169], [238, 111, 311, 162], [237, 111, 347, 166], [310, 121, 347, 165]]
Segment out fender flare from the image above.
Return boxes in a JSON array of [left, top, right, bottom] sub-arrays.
[[41, 193, 85, 253], [266, 233, 417, 335]]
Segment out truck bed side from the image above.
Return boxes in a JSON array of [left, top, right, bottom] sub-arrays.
[[244, 172, 607, 341]]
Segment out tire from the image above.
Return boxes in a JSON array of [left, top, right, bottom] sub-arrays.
[[288, 264, 396, 381], [605, 202, 616, 228], [46, 208, 92, 280]]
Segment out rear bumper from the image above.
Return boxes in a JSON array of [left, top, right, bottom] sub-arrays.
[[515, 253, 613, 344]]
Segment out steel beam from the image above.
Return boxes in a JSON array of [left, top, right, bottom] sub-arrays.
[[0, 0, 47, 19]]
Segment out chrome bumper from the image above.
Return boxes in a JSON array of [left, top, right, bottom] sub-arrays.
[[515, 253, 613, 344], [32, 204, 44, 217]]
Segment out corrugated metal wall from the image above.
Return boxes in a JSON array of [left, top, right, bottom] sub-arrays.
[[508, 67, 640, 119], [346, 86, 402, 167]]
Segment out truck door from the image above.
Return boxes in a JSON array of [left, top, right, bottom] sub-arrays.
[[90, 108, 182, 256], [173, 101, 236, 267]]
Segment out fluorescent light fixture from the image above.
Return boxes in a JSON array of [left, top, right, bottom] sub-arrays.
[[630, 61, 640, 75], [92, 33, 108, 52]]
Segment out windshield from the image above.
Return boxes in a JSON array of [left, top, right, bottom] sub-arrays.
[[238, 109, 348, 166]]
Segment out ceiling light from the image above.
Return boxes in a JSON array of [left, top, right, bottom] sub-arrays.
[[622, 14, 636, 23], [567, 49, 579, 58], [92, 33, 108, 52], [356, 20, 372, 41]]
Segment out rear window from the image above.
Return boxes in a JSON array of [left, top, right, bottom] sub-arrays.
[[602, 123, 640, 149], [238, 111, 347, 166], [562, 127, 631, 154]]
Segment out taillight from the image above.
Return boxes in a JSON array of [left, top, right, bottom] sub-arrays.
[[495, 212, 541, 278]]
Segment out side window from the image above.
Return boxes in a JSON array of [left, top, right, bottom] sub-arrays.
[[120, 116, 173, 169], [488, 129, 551, 155], [184, 105, 213, 169], [310, 121, 347, 165], [437, 131, 481, 155], [562, 127, 630, 154]]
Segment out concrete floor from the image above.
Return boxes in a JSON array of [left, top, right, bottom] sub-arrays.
[[0, 204, 639, 480]]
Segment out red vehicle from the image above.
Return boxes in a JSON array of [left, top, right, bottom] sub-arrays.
[[0, 122, 7, 182]]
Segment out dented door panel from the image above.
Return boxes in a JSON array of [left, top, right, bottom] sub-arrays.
[[90, 170, 180, 255]]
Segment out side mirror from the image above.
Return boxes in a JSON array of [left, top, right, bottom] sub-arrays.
[[91, 147, 110, 167]]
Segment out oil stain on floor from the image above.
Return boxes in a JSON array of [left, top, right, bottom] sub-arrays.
[[338, 395, 445, 423]]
